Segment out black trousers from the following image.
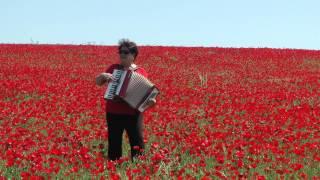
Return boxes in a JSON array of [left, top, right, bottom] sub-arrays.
[[106, 112, 145, 162]]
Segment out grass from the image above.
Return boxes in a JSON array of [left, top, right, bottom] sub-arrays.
[[1, 138, 320, 179]]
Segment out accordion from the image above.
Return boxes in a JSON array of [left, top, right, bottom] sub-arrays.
[[104, 69, 159, 112]]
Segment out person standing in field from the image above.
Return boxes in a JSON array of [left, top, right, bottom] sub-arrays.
[[95, 39, 156, 162]]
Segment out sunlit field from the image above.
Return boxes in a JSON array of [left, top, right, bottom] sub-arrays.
[[0, 44, 319, 179]]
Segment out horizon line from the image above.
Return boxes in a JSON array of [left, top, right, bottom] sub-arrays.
[[1, 42, 319, 51]]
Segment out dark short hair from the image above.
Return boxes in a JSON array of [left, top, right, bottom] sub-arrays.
[[118, 39, 139, 59]]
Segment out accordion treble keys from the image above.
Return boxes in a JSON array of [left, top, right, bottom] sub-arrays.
[[104, 69, 124, 100]]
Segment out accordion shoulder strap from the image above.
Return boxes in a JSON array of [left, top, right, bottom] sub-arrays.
[[131, 65, 139, 71]]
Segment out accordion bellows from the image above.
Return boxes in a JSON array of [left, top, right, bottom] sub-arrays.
[[104, 69, 159, 112]]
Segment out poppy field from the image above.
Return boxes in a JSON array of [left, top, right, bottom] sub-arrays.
[[0, 44, 319, 179]]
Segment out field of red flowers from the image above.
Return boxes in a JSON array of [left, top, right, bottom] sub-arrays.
[[0, 44, 319, 179]]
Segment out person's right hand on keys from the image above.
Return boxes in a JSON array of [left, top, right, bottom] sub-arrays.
[[95, 73, 116, 86]]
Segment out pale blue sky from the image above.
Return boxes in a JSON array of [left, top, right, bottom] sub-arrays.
[[1, 0, 319, 49]]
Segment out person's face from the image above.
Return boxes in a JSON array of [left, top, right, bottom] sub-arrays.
[[119, 46, 135, 67]]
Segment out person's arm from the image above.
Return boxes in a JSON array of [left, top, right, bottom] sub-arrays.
[[96, 73, 112, 86], [95, 65, 116, 86]]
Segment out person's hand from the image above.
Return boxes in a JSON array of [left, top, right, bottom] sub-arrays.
[[146, 98, 156, 107], [103, 73, 116, 82], [96, 73, 116, 86]]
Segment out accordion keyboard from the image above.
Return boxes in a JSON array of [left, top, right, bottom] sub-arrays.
[[104, 69, 123, 99]]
